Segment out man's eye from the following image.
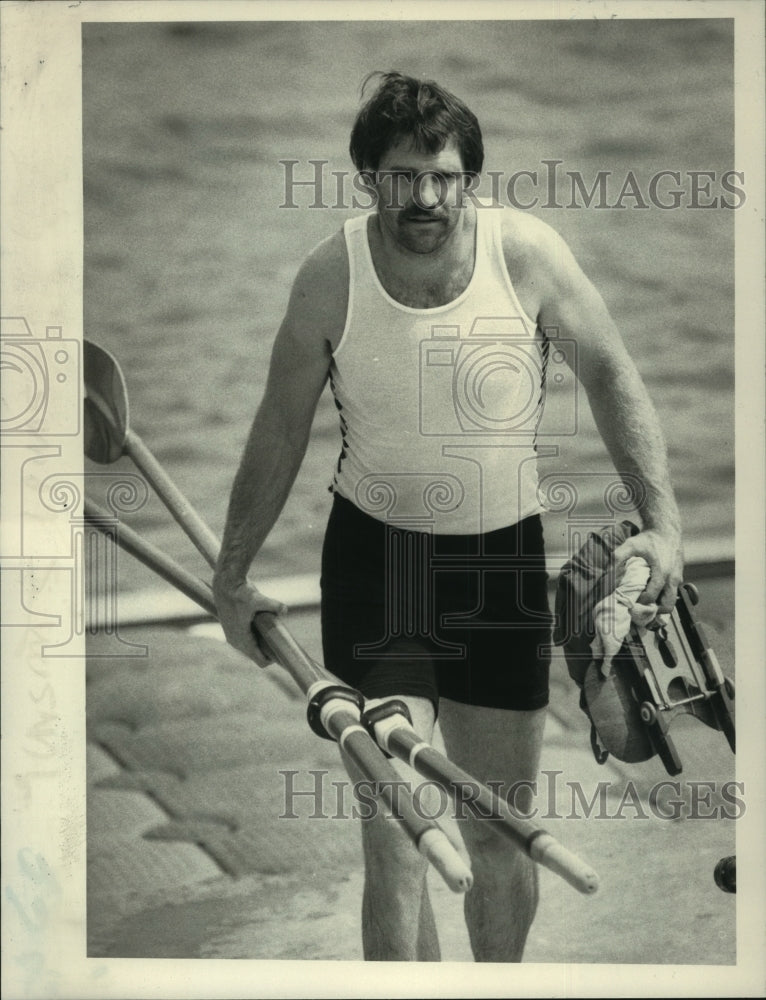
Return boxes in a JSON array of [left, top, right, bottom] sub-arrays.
[[376, 170, 465, 186], [376, 170, 415, 184]]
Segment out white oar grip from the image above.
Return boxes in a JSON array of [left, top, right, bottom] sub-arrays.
[[529, 833, 600, 895], [418, 828, 473, 894]]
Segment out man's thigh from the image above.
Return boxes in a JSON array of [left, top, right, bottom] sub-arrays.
[[437, 698, 547, 806]]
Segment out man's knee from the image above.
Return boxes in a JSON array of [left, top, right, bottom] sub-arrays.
[[360, 811, 430, 876], [459, 818, 536, 875]]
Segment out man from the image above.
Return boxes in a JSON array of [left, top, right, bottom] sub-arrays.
[[213, 72, 683, 962]]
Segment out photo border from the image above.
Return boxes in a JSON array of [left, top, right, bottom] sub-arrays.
[[1, 1, 764, 997]]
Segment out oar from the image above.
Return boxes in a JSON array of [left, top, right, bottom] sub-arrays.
[[83, 341, 473, 893]]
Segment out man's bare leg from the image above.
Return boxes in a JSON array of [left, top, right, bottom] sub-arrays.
[[342, 695, 441, 961], [438, 700, 547, 962]]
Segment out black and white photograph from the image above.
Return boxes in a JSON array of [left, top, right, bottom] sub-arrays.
[[2, 2, 764, 997]]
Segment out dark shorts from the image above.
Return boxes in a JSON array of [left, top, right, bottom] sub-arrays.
[[320, 494, 552, 714]]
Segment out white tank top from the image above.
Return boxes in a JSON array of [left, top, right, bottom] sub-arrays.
[[329, 203, 546, 535]]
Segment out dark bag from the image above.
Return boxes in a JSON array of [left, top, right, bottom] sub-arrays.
[[553, 520, 640, 686], [553, 520, 653, 765], [554, 522, 735, 775]]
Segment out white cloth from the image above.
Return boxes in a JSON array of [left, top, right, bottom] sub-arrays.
[[590, 556, 667, 676]]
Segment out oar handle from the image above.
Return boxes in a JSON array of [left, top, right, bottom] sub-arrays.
[[528, 833, 600, 895], [341, 724, 472, 895], [418, 829, 473, 894], [370, 709, 600, 896]]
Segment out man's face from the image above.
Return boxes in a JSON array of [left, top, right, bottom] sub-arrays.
[[370, 136, 469, 255]]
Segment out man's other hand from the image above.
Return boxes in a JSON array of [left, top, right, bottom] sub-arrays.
[[613, 528, 684, 614]]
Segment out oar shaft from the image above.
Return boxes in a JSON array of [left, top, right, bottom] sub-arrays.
[[119, 433, 341, 697], [83, 340, 586, 897], [254, 610, 327, 692], [386, 727, 537, 850], [123, 433, 325, 693], [119, 434, 323, 690], [125, 429, 221, 568], [84, 499, 217, 617]]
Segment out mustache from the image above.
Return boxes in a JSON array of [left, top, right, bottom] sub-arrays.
[[400, 210, 448, 222]]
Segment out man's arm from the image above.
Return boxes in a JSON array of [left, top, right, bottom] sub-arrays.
[[213, 233, 347, 663], [528, 220, 684, 611]]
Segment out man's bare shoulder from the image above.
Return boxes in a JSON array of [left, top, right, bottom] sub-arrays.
[[294, 229, 348, 302], [499, 206, 566, 267], [491, 206, 569, 319], [285, 228, 349, 349], [498, 206, 584, 304]]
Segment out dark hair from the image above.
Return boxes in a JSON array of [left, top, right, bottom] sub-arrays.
[[349, 71, 484, 175]]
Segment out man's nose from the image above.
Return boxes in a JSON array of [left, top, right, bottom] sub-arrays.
[[412, 172, 444, 210]]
